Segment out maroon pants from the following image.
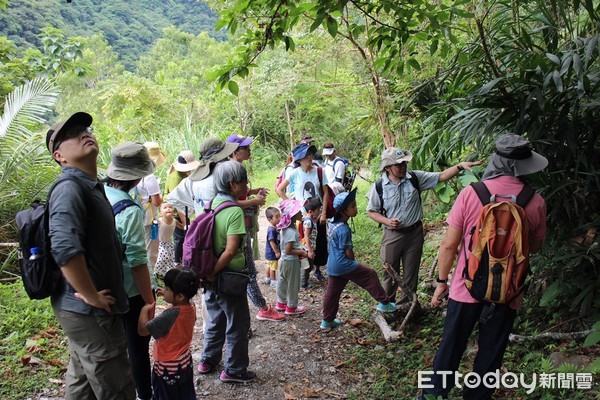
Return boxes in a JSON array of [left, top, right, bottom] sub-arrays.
[[322, 264, 389, 322]]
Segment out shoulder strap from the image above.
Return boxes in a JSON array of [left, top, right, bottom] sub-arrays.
[[471, 181, 535, 208], [471, 182, 492, 205], [407, 171, 420, 194], [112, 199, 140, 216], [375, 179, 384, 212], [48, 175, 89, 201], [317, 166, 325, 196], [516, 185, 535, 208], [211, 200, 238, 214], [43, 176, 90, 259]]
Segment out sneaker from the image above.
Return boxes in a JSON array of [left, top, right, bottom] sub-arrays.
[[314, 270, 326, 282], [256, 306, 285, 321], [262, 277, 271, 285], [376, 302, 397, 313], [269, 280, 277, 288], [285, 305, 307, 315], [275, 301, 287, 312], [301, 281, 314, 289], [197, 362, 213, 374], [219, 370, 257, 383], [320, 318, 341, 330]]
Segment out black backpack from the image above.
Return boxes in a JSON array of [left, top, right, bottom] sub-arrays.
[[15, 177, 87, 300]]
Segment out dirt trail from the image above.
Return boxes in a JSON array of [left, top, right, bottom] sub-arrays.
[[188, 208, 357, 399]]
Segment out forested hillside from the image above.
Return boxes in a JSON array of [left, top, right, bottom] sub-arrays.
[[0, 0, 220, 69]]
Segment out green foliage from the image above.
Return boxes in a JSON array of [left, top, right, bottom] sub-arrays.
[[584, 321, 600, 347], [209, 0, 467, 88], [0, 29, 84, 99], [0, 282, 66, 398], [407, 0, 600, 322], [0, 0, 221, 70]]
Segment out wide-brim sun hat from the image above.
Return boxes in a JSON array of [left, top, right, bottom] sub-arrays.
[[276, 198, 304, 230], [46, 112, 93, 153], [227, 133, 254, 147], [143, 141, 167, 166], [172, 150, 200, 172], [332, 187, 357, 222], [189, 138, 238, 181], [494, 133, 548, 176], [107, 141, 156, 181], [379, 147, 413, 171], [292, 143, 317, 162]]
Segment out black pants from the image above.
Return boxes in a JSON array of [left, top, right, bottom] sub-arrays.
[[173, 227, 185, 264], [123, 294, 152, 400], [423, 299, 517, 400], [314, 221, 328, 267]]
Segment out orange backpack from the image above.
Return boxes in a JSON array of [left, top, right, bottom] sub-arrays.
[[463, 182, 535, 309]]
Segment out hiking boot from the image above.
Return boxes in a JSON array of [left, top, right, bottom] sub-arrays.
[[285, 305, 307, 315], [376, 302, 397, 313], [314, 270, 326, 282], [197, 362, 213, 374], [219, 370, 257, 383], [320, 318, 341, 330], [256, 306, 285, 321], [275, 301, 287, 312]]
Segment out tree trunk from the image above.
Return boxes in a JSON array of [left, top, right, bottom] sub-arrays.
[[284, 100, 294, 150]]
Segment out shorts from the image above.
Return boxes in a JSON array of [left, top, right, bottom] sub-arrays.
[[266, 260, 279, 271], [301, 258, 311, 271]]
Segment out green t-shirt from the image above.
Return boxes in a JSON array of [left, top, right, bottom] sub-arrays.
[[212, 197, 246, 271]]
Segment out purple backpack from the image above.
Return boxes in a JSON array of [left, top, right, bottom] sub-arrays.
[[182, 200, 238, 280]]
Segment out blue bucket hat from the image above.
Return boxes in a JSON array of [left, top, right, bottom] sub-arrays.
[[332, 188, 357, 221], [292, 143, 317, 162]]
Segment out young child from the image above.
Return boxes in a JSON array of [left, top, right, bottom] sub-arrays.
[[321, 188, 396, 330], [299, 197, 323, 288], [155, 202, 177, 278], [275, 199, 308, 315], [138, 269, 199, 399], [264, 206, 281, 287]]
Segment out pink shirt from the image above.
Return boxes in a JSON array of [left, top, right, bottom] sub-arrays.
[[447, 176, 547, 303]]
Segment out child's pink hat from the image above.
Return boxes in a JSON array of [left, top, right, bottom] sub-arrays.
[[276, 198, 304, 230]]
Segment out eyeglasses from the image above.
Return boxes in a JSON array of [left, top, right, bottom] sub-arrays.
[[54, 126, 94, 151]]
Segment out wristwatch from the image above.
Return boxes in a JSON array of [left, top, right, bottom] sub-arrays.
[[436, 276, 448, 284]]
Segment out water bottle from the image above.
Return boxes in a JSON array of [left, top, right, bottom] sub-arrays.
[[29, 247, 42, 260], [150, 219, 159, 240]]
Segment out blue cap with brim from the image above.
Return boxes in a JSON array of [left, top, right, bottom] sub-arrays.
[[332, 187, 357, 221], [292, 143, 317, 162]]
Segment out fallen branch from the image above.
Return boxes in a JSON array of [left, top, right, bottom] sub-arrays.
[[396, 293, 418, 334], [509, 329, 593, 343], [0, 242, 18, 247], [372, 312, 402, 342], [373, 264, 419, 342]]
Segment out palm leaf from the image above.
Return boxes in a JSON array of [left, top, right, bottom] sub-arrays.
[[0, 76, 60, 139]]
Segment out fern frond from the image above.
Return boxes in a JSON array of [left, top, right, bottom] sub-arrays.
[[0, 76, 60, 139]]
